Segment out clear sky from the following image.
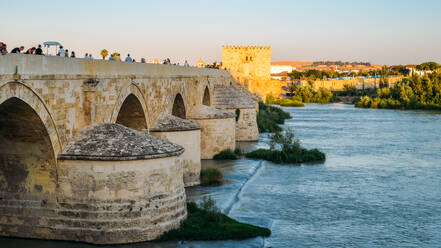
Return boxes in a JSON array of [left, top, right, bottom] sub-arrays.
[[3, 0, 441, 65]]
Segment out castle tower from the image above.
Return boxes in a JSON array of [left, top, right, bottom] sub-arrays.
[[221, 45, 281, 98], [221, 45, 271, 81]]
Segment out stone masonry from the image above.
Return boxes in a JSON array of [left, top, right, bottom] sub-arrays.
[[0, 54, 259, 244]]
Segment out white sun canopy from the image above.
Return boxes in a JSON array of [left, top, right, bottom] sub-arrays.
[[43, 41, 62, 55], [43, 41, 62, 47]]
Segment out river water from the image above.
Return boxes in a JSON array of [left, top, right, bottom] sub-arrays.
[[1, 103, 440, 247]]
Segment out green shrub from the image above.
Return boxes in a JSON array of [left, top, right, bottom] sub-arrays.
[[213, 149, 238, 160], [157, 198, 271, 241], [246, 128, 325, 164], [234, 148, 243, 156], [200, 168, 223, 186], [245, 148, 325, 164], [257, 102, 291, 133]]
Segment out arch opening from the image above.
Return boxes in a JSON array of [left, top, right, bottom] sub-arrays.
[[172, 94, 186, 119], [202, 86, 211, 106], [0, 97, 56, 199], [116, 94, 148, 131]]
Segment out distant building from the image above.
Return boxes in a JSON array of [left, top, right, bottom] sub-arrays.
[[196, 59, 206, 68], [271, 65, 294, 74]]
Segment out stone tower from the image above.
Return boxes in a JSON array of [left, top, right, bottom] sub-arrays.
[[222, 45, 271, 81], [222, 45, 281, 98]]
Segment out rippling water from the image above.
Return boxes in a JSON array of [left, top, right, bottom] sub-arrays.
[[2, 104, 441, 248]]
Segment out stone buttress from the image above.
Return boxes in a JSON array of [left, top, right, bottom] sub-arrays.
[[188, 105, 236, 159], [213, 84, 259, 141], [150, 113, 202, 187]]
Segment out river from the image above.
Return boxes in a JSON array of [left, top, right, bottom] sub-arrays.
[[1, 103, 440, 247]]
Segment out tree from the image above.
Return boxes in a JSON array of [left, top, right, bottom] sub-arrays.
[[100, 49, 108, 60], [416, 62, 440, 71]]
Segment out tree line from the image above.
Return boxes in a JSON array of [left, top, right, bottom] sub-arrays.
[[312, 61, 371, 66], [355, 69, 441, 110], [288, 66, 409, 81]]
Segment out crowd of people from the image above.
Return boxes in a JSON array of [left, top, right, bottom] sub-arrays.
[[1, 41, 211, 69], [0, 42, 79, 57], [1, 42, 45, 56]]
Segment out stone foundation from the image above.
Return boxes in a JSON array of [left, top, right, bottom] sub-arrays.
[[227, 108, 259, 141], [0, 156, 187, 245]]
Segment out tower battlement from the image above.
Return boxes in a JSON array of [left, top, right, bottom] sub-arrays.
[[222, 45, 271, 50]]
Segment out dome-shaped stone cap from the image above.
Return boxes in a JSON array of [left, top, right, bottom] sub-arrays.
[[58, 123, 184, 161], [187, 105, 235, 120], [213, 85, 255, 109], [150, 113, 201, 132]]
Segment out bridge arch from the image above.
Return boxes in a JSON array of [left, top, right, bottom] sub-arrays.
[[0, 81, 61, 155], [172, 93, 186, 119], [0, 81, 60, 198], [111, 83, 149, 131], [202, 86, 211, 106]]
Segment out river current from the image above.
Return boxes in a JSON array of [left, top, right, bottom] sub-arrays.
[[1, 103, 440, 247]]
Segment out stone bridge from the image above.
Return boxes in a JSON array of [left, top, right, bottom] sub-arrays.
[[0, 55, 258, 244]]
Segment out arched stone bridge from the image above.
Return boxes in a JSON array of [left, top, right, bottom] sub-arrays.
[[0, 55, 259, 244]]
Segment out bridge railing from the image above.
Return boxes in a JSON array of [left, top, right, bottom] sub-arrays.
[[0, 54, 231, 78]]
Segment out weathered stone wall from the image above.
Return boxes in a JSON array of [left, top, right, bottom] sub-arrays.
[[150, 130, 201, 187], [191, 118, 236, 159], [222, 45, 271, 80], [0, 54, 234, 154], [0, 156, 186, 244], [226, 108, 259, 141], [0, 55, 253, 243]]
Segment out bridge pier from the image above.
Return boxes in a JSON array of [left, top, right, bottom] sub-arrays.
[[150, 114, 202, 187], [188, 105, 236, 159]]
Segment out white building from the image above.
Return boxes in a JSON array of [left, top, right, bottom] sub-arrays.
[[270, 65, 295, 74]]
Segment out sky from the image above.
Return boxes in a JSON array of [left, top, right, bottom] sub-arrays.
[[3, 0, 441, 65]]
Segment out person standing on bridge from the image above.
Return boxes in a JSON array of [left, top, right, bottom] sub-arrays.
[[11, 46, 24, 54], [58, 46, 66, 57], [125, 54, 132, 62], [0, 43, 7, 55], [35, 44, 43, 55], [24, 47, 36, 54]]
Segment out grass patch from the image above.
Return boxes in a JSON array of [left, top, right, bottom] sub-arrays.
[[213, 149, 238, 160], [277, 98, 305, 107], [245, 128, 325, 164], [245, 148, 325, 164], [257, 102, 291, 133], [157, 198, 271, 241], [200, 168, 223, 186], [266, 97, 305, 107]]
